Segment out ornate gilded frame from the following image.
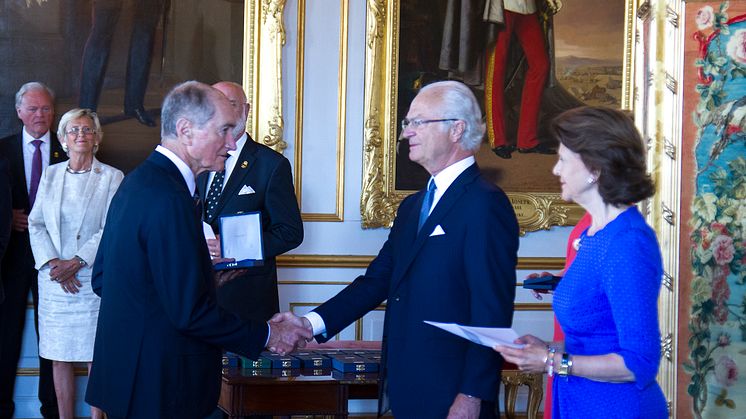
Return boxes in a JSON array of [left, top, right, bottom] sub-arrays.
[[243, 0, 288, 154], [360, 0, 637, 233]]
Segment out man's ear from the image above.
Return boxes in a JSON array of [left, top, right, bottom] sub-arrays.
[[449, 120, 465, 142], [175, 118, 193, 145]]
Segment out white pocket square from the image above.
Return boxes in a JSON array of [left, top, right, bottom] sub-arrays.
[[238, 185, 255, 195], [429, 225, 446, 237]]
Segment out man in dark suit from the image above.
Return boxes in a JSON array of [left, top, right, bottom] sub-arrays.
[[199, 81, 303, 322], [0, 82, 63, 419], [0, 157, 11, 304], [275, 80, 519, 418], [79, 0, 166, 126], [85, 81, 310, 419]]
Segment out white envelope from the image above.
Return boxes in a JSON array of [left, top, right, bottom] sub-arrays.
[[238, 185, 255, 195], [429, 224, 445, 236]]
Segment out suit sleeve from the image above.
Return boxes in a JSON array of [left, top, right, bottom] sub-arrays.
[[146, 193, 268, 358], [0, 158, 11, 263], [76, 170, 124, 263], [311, 198, 408, 341], [28, 168, 59, 269], [262, 157, 303, 257], [459, 189, 518, 399]]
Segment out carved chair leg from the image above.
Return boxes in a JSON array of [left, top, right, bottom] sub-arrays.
[[503, 382, 518, 419]]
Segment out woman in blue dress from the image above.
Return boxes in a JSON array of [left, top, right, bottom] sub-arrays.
[[495, 106, 667, 418]]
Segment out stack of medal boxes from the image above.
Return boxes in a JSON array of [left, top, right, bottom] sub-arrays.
[[223, 348, 381, 378]]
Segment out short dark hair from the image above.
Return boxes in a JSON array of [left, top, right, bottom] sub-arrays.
[[549, 106, 654, 205]]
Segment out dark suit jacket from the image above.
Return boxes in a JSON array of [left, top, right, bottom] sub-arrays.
[[313, 163, 518, 418], [0, 132, 65, 283], [197, 136, 303, 321], [86, 151, 269, 419], [0, 157, 11, 303]]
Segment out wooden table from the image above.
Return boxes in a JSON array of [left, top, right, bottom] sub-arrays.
[[218, 368, 378, 418]]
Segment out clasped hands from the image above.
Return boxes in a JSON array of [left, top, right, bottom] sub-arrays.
[[266, 312, 314, 356], [48, 258, 83, 294]]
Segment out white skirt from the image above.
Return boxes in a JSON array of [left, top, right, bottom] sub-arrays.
[[37, 266, 100, 362]]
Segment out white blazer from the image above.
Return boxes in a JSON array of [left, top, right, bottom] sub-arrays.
[[29, 158, 124, 269]]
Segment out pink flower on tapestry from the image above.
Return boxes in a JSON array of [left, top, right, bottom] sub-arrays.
[[696, 6, 715, 30], [727, 29, 746, 65], [715, 355, 738, 387], [711, 222, 728, 235], [712, 235, 735, 265]]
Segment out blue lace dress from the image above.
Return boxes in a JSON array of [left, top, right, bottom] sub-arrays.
[[552, 207, 667, 418]]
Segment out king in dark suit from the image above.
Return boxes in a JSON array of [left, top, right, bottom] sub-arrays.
[[85, 81, 310, 419], [0, 82, 63, 419], [198, 81, 303, 322], [276, 80, 519, 418]]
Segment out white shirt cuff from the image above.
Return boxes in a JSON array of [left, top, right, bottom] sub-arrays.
[[303, 311, 326, 336]]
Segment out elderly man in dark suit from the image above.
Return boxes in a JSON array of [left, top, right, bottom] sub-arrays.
[[0, 82, 63, 419], [198, 81, 303, 322], [275, 80, 519, 418], [85, 81, 311, 419]]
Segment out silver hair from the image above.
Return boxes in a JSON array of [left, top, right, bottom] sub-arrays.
[[419, 80, 485, 151], [15, 82, 55, 109], [160, 81, 217, 139], [57, 108, 103, 155]]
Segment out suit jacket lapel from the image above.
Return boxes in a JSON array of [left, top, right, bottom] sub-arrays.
[[75, 158, 103, 236], [48, 163, 65, 252], [50, 133, 65, 164], [389, 164, 480, 293]]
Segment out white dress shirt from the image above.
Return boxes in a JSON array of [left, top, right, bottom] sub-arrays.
[[22, 127, 52, 194], [304, 156, 477, 336]]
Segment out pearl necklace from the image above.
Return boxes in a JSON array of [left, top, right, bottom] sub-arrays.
[[66, 165, 92, 174]]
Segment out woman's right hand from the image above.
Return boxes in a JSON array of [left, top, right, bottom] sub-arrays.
[[49, 258, 83, 294]]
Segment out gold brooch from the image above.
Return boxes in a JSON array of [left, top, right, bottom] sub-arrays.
[[240, 161, 248, 169]]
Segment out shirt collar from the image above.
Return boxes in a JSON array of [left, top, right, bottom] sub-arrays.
[[22, 127, 51, 145], [431, 156, 475, 192], [155, 145, 196, 196], [229, 133, 248, 159]]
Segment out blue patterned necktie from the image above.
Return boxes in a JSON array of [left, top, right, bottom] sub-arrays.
[[418, 178, 436, 232], [205, 170, 225, 220]]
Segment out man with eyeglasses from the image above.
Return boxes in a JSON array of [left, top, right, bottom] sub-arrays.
[[273, 81, 519, 418], [0, 82, 64, 419]]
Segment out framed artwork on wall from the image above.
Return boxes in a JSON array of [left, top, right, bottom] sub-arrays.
[[360, 0, 636, 233]]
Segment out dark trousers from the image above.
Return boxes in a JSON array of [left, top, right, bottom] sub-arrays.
[[0, 258, 57, 419], [79, 0, 166, 112]]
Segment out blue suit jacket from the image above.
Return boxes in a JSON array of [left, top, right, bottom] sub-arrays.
[[313, 163, 519, 417], [86, 152, 269, 419]]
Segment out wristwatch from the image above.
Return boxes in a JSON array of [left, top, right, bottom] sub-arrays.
[[557, 352, 573, 377], [74, 255, 87, 267]]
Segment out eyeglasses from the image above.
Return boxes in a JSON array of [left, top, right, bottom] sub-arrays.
[[65, 127, 96, 137], [401, 118, 459, 130]]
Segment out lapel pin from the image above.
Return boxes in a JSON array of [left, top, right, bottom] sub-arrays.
[[53, 151, 60, 158], [241, 161, 248, 169]]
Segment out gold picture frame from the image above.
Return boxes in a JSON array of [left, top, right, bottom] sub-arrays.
[[360, 0, 637, 233]]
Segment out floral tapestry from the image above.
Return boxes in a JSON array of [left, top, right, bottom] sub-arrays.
[[684, 2, 746, 418]]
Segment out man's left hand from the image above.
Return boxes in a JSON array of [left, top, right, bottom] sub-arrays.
[[447, 393, 481, 419]]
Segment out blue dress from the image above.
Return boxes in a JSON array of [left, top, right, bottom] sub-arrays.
[[552, 207, 667, 418]]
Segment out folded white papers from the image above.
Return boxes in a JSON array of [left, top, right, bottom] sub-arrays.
[[423, 321, 524, 349]]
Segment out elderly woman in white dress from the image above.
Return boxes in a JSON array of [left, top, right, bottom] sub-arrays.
[[28, 108, 123, 419]]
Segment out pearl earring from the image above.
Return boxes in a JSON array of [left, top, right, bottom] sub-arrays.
[[586, 176, 596, 184]]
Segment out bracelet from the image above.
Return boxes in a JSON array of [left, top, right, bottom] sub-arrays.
[[545, 346, 556, 377], [557, 352, 573, 377]]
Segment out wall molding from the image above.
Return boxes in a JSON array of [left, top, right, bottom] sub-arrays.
[[278, 254, 565, 270]]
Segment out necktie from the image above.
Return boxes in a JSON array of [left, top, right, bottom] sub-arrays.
[[29, 139, 43, 209], [205, 170, 225, 220], [417, 178, 436, 232], [193, 191, 203, 221]]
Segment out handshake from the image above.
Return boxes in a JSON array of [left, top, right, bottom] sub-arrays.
[[265, 312, 314, 356]]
